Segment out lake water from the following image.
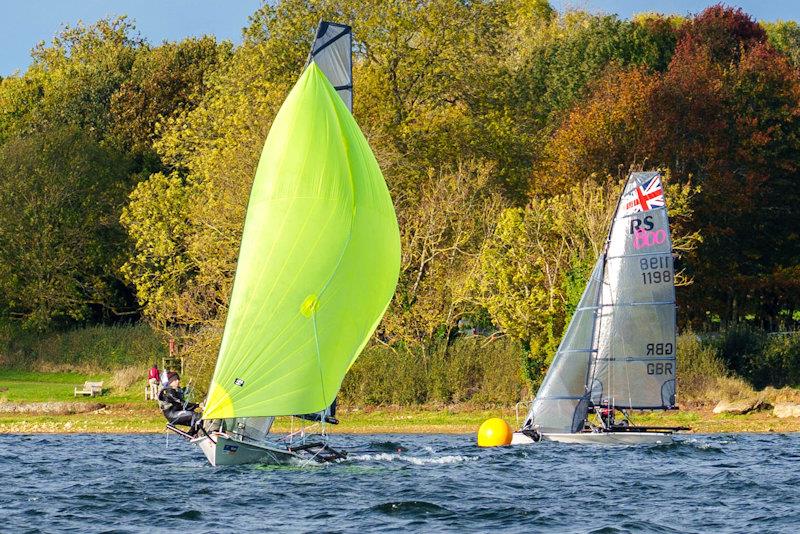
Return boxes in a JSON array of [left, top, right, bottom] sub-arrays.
[[2, 433, 799, 532]]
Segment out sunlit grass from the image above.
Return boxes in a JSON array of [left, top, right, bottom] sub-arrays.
[[2, 370, 800, 435]]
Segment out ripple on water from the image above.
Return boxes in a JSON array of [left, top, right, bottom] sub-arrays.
[[3, 433, 800, 533], [362, 440, 409, 453], [345, 452, 477, 465], [366, 501, 454, 518], [175, 510, 203, 521]]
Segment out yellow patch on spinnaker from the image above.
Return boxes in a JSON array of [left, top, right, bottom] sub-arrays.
[[300, 294, 319, 318], [202, 382, 234, 420]]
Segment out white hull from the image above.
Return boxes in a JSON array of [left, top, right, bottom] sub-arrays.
[[511, 430, 673, 445], [192, 433, 299, 466]]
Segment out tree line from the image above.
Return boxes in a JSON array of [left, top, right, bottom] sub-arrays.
[[0, 2, 798, 387]]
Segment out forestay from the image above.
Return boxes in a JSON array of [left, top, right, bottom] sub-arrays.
[[590, 171, 676, 409]]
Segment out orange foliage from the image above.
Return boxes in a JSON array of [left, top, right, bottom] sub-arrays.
[[533, 65, 660, 194]]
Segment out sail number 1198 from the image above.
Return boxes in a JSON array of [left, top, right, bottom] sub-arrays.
[[640, 255, 671, 285]]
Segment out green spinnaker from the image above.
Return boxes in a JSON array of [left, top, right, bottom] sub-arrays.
[[203, 62, 400, 420]]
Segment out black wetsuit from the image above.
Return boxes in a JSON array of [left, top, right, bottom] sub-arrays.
[[158, 386, 200, 433]]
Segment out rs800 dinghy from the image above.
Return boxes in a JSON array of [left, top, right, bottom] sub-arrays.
[[167, 21, 400, 465], [513, 172, 689, 445]]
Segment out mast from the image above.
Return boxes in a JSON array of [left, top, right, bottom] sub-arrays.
[[579, 179, 627, 421], [303, 20, 354, 424]]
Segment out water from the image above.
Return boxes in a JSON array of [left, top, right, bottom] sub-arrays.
[[2, 433, 799, 533]]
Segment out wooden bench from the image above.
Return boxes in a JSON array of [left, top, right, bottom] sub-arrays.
[[74, 381, 103, 397]]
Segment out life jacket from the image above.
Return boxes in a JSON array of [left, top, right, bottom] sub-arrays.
[[158, 386, 184, 414]]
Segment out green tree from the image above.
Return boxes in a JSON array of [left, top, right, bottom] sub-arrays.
[[3, 17, 143, 140], [478, 182, 614, 386], [763, 20, 800, 66], [0, 127, 133, 328], [110, 36, 232, 153]]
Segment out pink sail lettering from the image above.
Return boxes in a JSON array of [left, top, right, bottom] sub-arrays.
[[632, 228, 666, 249]]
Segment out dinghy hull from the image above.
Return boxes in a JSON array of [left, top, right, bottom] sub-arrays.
[[511, 430, 673, 445], [192, 433, 300, 466]]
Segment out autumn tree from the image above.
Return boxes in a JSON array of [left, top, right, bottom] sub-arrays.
[[534, 5, 800, 328], [110, 36, 232, 153]]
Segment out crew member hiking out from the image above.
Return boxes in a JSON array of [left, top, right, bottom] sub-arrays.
[[158, 372, 202, 435]]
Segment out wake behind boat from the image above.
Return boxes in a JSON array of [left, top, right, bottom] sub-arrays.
[[166, 20, 400, 466], [512, 171, 689, 445]]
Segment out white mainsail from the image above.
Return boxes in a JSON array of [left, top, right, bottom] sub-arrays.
[[307, 21, 352, 111], [591, 171, 676, 409]]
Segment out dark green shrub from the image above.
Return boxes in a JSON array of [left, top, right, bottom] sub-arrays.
[[339, 344, 429, 405], [711, 327, 800, 389], [752, 334, 800, 389], [713, 325, 767, 382], [677, 332, 728, 402], [339, 336, 527, 406]]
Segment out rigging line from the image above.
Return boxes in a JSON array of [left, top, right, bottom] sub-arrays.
[[301, 443, 327, 468], [625, 352, 634, 412], [311, 304, 331, 415]]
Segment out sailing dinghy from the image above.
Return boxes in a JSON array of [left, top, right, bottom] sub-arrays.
[[167, 21, 400, 466], [513, 172, 688, 445]]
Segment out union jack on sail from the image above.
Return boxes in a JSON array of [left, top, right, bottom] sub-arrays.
[[624, 175, 665, 214]]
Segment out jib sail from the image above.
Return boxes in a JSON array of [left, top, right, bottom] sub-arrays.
[[525, 258, 603, 433]]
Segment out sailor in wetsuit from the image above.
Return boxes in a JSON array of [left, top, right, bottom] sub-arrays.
[[158, 372, 202, 435]]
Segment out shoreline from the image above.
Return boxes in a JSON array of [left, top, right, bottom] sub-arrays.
[[2, 404, 799, 435]]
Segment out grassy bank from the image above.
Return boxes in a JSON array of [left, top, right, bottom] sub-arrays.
[[3, 404, 800, 435], [3, 325, 800, 435], [0, 322, 163, 372], [2, 369, 800, 434]]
